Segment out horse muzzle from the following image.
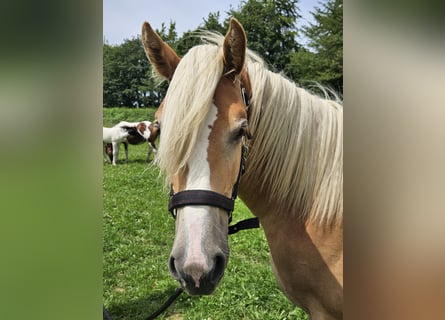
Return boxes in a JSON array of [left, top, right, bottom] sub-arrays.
[[167, 206, 229, 295], [169, 251, 227, 295]]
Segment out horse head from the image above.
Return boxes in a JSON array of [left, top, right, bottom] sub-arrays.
[[142, 19, 252, 295]]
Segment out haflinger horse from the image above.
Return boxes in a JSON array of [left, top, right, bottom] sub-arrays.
[[103, 120, 157, 165], [142, 19, 342, 319]]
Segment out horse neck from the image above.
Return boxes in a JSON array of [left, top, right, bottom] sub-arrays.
[[241, 65, 343, 226]]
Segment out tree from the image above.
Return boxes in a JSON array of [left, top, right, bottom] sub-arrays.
[[302, 0, 343, 93], [229, 0, 301, 72], [119, 38, 151, 107], [174, 13, 226, 57], [201, 12, 226, 35], [286, 48, 318, 85], [103, 43, 121, 106], [103, 38, 150, 107], [103, 1, 343, 106], [103, 21, 178, 107]]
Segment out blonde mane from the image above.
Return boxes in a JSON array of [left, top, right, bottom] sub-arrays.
[[156, 33, 343, 225], [245, 60, 343, 225], [156, 43, 224, 181]]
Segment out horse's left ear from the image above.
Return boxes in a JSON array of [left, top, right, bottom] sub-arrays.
[[223, 18, 247, 76]]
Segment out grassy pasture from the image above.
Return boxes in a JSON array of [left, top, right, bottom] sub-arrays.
[[103, 108, 307, 319], [103, 107, 156, 127]]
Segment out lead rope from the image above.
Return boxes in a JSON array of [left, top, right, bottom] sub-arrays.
[[143, 287, 184, 320], [103, 215, 260, 320], [103, 157, 260, 320], [137, 215, 259, 320]]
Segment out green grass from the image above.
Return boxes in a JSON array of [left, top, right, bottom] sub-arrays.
[[103, 108, 308, 320], [103, 107, 157, 127]]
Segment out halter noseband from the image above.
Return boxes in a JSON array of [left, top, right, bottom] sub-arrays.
[[168, 85, 250, 223]]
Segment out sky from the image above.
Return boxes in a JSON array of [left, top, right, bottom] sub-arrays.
[[103, 0, 320, 46]]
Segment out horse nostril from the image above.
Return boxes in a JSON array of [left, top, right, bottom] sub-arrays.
[[210, 254, 226, 284], [169, 256, 179, 279]]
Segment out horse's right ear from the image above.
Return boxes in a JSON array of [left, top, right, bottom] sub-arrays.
[[142, 22, 180, 81]]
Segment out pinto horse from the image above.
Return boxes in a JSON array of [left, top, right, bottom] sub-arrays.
[[103, 121, 156, 165], [124, 120, 160, 162], [142, 19, 343, 319]]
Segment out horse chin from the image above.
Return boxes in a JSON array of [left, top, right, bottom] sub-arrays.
[[181, 280, 218, 296]]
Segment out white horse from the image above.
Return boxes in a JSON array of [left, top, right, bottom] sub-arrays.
[[103, 121, 153, 165]]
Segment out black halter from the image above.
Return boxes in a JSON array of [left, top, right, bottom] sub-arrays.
[[168, 85, 252, 227]]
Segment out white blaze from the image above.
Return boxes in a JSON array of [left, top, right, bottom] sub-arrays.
[[181, 104, 218, 287]]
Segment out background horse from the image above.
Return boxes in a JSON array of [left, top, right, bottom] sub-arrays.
[[103, 121, 155, 165], [124, 120, 160, 162], [142, 19, 342, 319]]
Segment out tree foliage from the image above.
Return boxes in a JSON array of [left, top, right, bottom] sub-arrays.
[[229, 0, 301, 72], [291, 0, 343, 92], [103, 38, 151, 107], [103, 28, 172, 107], [103, 0, 343, 107]]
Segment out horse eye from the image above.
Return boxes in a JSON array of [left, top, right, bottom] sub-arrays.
[[237, 127, 245, 138], [233, 121, 248, 141]]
